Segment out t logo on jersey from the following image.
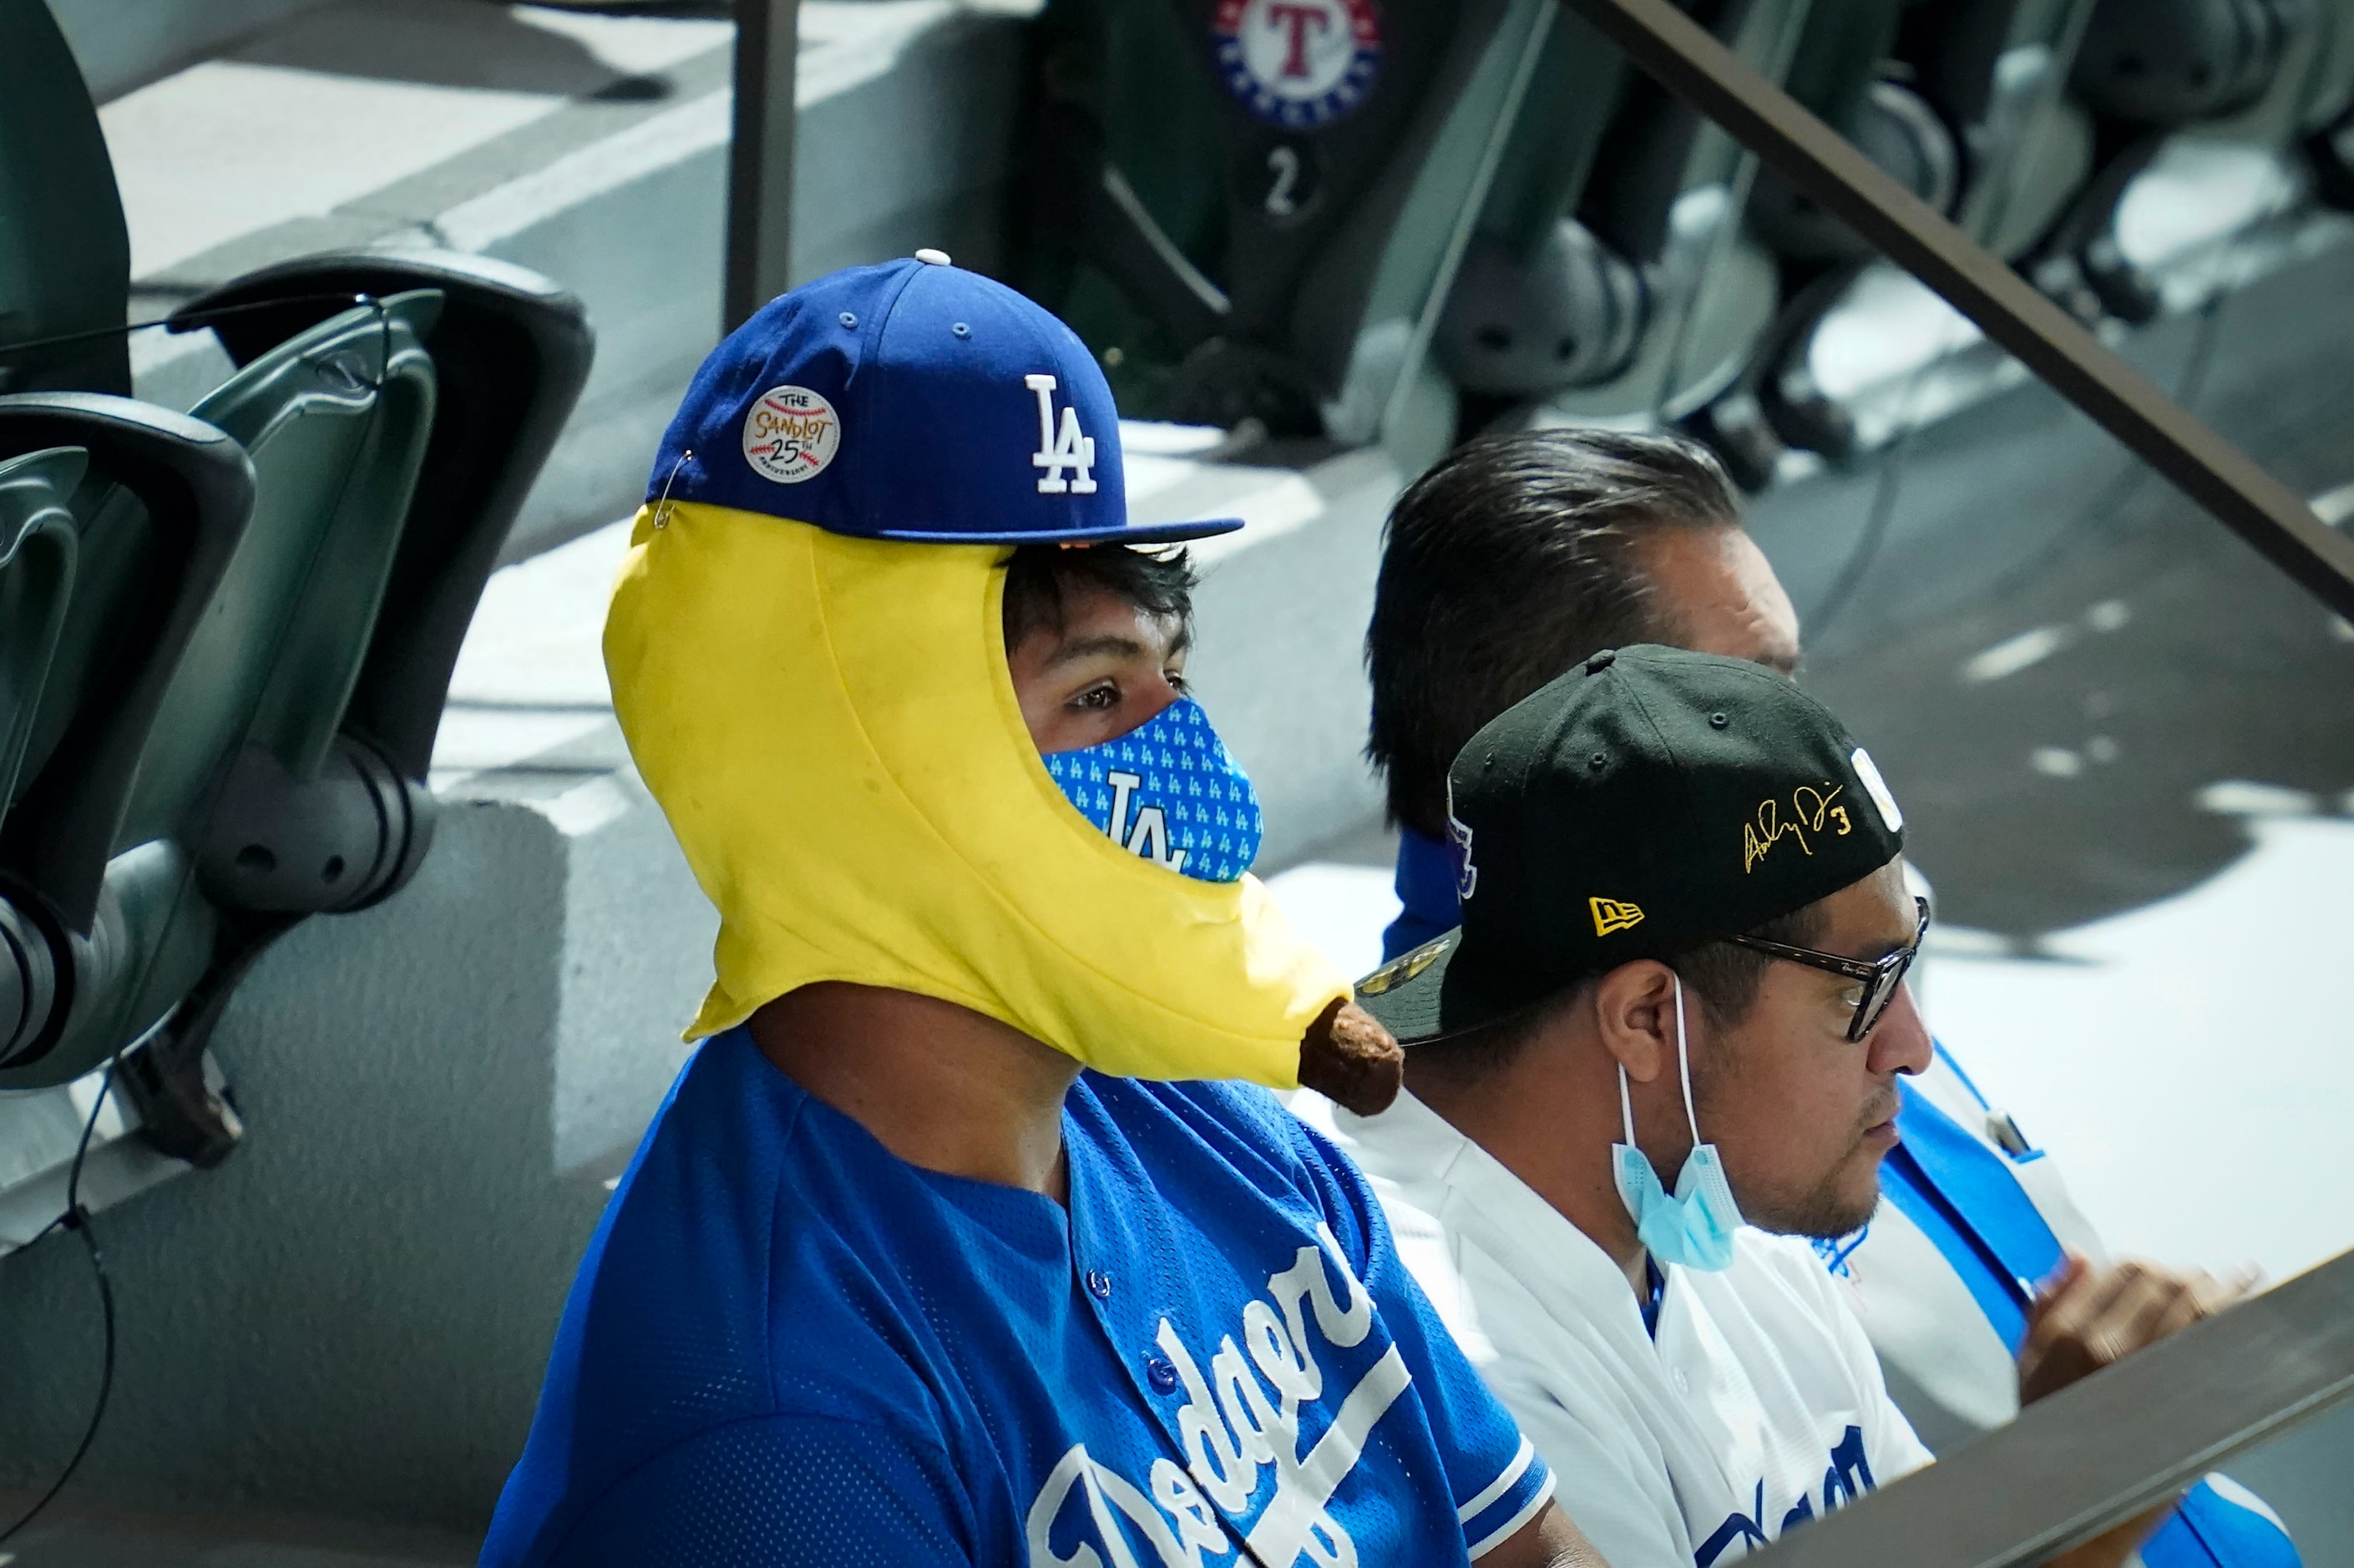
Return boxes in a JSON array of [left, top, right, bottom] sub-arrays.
[[1025, 373, 1099, 495]]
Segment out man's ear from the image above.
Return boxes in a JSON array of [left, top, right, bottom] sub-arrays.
[[1593, 961, 1678, 1085]]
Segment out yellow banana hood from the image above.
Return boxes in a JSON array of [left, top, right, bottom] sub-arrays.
[[604, 500, 1348, 1087]]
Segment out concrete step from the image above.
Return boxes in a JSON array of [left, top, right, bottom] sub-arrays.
[[107, 0, 1036, 561], [0, 1489, 475, 1565]]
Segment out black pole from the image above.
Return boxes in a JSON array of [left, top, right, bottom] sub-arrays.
[[725, 0, 800, 333], [1561, 0, 2354, 620]]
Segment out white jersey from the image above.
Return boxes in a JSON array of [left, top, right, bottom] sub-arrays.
[[1304, 1090, 1933, 1568]]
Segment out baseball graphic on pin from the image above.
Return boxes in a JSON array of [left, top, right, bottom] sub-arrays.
[[742, 384, 842, 484]]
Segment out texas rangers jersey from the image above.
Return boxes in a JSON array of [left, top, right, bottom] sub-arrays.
[[1308, 1090, 1931, 1567], [483, 1027, 1556, 1568]]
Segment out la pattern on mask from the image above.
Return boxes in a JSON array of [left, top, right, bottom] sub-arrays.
[[1045, 697, 1264, 883]]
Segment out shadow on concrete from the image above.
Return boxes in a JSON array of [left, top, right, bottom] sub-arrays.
[[513, 0, 729, 15], [1745, 240, 2354, 943], [230, 0, 689, 99]]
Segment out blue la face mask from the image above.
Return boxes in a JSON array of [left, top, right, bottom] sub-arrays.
[[1612, 976, 1746, 1272], [1041, 695, 1263, 883]]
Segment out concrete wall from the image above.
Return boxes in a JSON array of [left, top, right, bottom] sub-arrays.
[[471, 3, 1030, 561], [0, 777, 712, 1526], [114, 0, 1035, 564]]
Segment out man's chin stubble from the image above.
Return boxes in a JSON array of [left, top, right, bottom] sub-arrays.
[[1749, 1127, 1892, 1241]]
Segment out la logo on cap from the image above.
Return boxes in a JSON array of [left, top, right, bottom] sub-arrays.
[[1025, 374, 1096, 495]]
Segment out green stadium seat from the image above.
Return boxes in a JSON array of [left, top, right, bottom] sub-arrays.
[[1432, 0, 1812, 453], [0, 396, 254, 1098], [0, 447, 88, 1057], [0, 0, 593, 1150], [1013, 0, 1552, 456]]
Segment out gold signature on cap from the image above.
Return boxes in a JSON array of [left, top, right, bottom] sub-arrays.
[[1741, 784, 1854, 874]]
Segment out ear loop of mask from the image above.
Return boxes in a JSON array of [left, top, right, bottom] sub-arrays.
[[1617, 976, 1702, 1151], [1612, 974, 1745, 1272]]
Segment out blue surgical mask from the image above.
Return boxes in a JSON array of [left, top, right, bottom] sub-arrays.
[[1041, 695, 1263, 883], [1612, 977, 1746, 1272]]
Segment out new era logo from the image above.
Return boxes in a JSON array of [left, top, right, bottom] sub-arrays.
[[1589, 897, 1645, 936]]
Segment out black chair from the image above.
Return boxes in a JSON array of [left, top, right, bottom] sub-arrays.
[[0, 285, 587, 1129], [0, 296, 429, 1149], [1431, 0, 1812, 458], [2040, 0, 2319, 323], [0, 397, 255, 1106], [0, 4, 595, 1167], [1013, 0, 1547, 445], [0, 0, 133, 397], [0, 446, 93, 1055], [1714, 0, 2113, 469]]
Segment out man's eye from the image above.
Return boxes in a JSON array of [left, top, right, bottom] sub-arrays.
[[1072, 684, 1119, 711], [1167, 670, 1189, 695]]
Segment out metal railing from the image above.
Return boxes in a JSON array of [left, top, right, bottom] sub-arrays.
[[1748, 1249, 2354, 1565], [1561, 0, 2354, 621]]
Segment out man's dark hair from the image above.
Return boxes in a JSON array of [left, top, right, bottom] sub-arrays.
[[1366, 428, 1741, 839], [1002, 543, 1197, 649], [1411, 898, 1830, 1083]]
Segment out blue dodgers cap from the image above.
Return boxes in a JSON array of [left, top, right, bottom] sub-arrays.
[[648, 254, 1243, 546]]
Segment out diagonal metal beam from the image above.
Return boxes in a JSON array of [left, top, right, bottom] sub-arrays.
[[1561, 0, 2354, 620], [1741, 1248, 2354, 1567]]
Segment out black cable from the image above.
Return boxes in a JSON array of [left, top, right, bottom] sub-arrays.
[[0, 291, 385, 362], [1805, 426, 1909, 640], [1805, 286, 2228, 641], [0, 1058, 123, 1547], [1972, 288, 2229, 604], [2075, 288, 2225, 544]]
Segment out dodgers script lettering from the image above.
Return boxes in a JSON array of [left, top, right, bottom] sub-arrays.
[[1025, 1224, 1401, 1568]]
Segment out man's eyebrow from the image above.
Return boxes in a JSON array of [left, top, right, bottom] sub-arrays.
[[1048, 623, 1189, 666], [1850, 925, 1917, 963], [1048, 633, 1152, 665]]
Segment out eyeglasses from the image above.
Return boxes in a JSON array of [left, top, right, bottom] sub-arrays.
[[1721, 897, 1930, 1043]]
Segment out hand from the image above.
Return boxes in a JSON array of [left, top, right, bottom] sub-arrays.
[[2018, 1254, 2247, 1406], [2017, 1256, 2250, 1568]]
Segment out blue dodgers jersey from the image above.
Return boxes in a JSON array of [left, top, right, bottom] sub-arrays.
[[483, 1029, 1555, 1567]]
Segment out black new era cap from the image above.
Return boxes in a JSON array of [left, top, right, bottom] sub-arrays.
[[1355, 645, 1907, 1044]]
